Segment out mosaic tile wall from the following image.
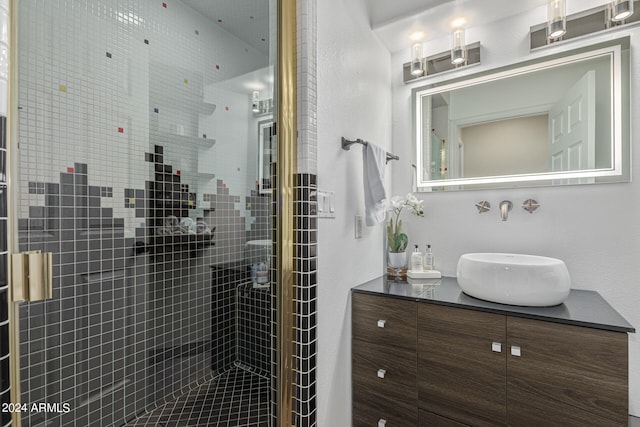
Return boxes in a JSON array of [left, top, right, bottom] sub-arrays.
[[0, 115, 10, 427], [288, 1, 319, 426], [268, 1, 319, 425], [211, 266, 271, 377], [17, 160, 272, 427], [293, 173, 318, 427], [0, 0, 10, 424], [15, 0, 274, 426]]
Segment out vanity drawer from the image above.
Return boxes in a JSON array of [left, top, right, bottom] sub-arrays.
[[353, 392, 418, 427], [419, 410, 470, 427], [352, 339, 417, 399], [352, 292, 417, 352], [352, 343, 418, 427]]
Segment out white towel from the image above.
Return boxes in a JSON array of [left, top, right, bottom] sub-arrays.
[[363, 143, 387, 226]]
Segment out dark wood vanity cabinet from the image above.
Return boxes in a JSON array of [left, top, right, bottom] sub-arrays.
[[352, 291, 630, 427], [418, 304, 628, 427], [352, 292, 418, 426], [418, 305, 507, 426], [506, 316, 628, 426]]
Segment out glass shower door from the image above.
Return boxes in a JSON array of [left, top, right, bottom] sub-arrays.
[[12, 0, 275, 425]]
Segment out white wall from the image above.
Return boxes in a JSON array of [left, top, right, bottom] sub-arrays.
[[392, 7, 640, 417], [461, 115, 548, 177], [316, 0, 392, 424]]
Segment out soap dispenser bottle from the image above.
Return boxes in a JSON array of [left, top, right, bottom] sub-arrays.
[[411, 245, 424, 272], [424, 244, 434, 271]]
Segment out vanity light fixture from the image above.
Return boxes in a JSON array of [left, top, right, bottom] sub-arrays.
[[531, 0, 639, 49], [410, 42, 424, 76], [451, 27, 467, 65], [251, 90, 260, 113], [403, 23, 480, 83], [547, 0, 567, 39], [610, 0, 634, 22]]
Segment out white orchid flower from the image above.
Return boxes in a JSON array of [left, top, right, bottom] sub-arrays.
[[390, 196, 404, 209], [406, 193, 418, 204]]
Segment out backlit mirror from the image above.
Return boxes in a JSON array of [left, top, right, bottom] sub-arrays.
[[413, 37, 630, 191], [258, 119, 275, 194]]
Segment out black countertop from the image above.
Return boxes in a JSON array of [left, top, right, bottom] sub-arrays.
[[352, 276, 635, 333]]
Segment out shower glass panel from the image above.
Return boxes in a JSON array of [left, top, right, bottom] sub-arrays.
[[14, 0, 275, 425]]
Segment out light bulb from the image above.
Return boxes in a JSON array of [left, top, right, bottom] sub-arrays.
[[451, 28, 466, 65], [252, 91, 260, 113], [611, 0, 634, 22], [547, 0, 566, 39], [410, 42, 423, 76]]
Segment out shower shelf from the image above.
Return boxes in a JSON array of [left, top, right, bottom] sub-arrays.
[[199, 102, 216, 115], [135, 234, 214, 255], [151, 134, 216, 149], [178, 171, 216, 180], [173, 134, 216, 148]]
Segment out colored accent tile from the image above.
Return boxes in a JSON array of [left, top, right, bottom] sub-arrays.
[[129, 198, 135, 205], [184, 78, 188, 84], [216, 65, 220, 70], [59, 85, 67, 92], [176, 170, 181, 175], [225, 106, 229, 111], [67, 167, 74, 173], [118, 127, 124, 133], [187, 200, 193, 206], [162, 2, 167, 8]]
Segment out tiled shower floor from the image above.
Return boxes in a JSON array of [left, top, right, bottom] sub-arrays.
[[125, 367, 270, 426]]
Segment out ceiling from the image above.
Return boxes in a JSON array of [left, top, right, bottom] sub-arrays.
[[180, 0, 610, 58], [183, 0, 548, 57], [182, 0, 270, 56], [364, 0, 550, 53]]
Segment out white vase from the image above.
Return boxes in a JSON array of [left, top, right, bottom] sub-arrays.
[[387, 251, 407, 269]]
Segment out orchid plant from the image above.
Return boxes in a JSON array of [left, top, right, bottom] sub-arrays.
[[386, 193, 424, 253]]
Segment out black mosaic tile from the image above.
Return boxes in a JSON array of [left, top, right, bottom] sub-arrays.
[[0, 117, 5, 150], [125, 367, 269, 427], [18, 128, 279, 427]]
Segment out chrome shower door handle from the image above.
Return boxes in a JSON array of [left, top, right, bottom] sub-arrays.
[[11, 251, 53, 302]]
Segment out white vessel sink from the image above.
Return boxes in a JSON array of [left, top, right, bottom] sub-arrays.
[[456, 253, 571, 307]]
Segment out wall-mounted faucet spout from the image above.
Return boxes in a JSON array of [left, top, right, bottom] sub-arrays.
[[499, 200, 513, 221]]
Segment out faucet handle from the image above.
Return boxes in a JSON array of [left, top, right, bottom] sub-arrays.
[[522, 199, 540, 214], [475, 201, 491, 213]]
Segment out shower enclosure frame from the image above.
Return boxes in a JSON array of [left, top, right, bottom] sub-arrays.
[[4, 0, 301, 426], [275, 0, 298, 425]]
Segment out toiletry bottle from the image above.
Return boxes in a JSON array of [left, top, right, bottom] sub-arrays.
[[424, 244, 434, 271], [411, 245, 424, 272]]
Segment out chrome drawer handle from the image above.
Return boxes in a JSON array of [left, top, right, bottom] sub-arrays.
[[377, 319, 386, 328], [492, 341, 502, 353], [378, 419, 387, 427], [377, 369, 386, 379], [511, 345, 521, 357]]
